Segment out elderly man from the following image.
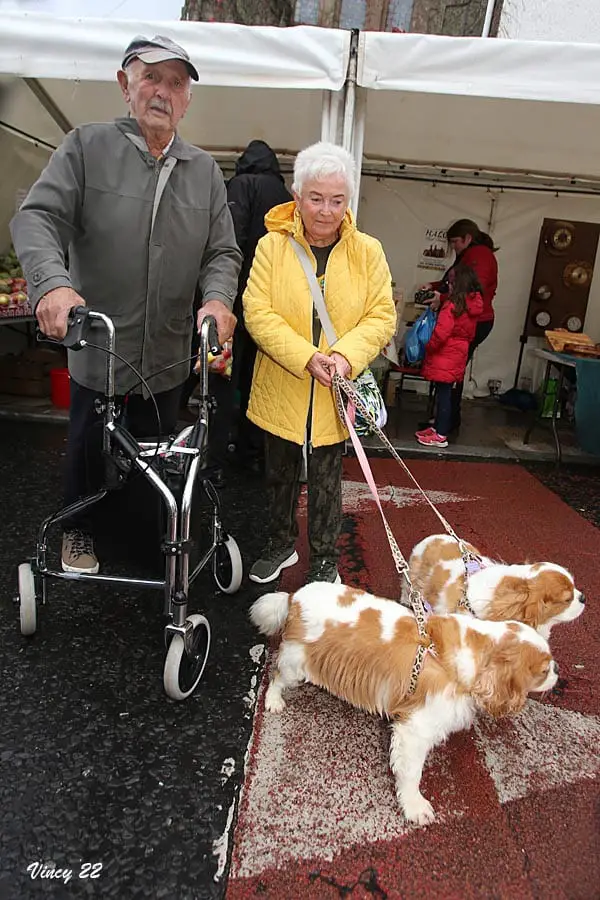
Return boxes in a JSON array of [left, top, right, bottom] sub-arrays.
[[10, 34, 241, 575]]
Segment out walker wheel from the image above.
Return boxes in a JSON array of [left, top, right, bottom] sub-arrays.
[[163, 614, 211, 701], [18, 562, 37, 637], [212, 535, 243, 594]]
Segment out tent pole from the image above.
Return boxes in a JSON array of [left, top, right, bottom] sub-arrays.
[[321, 90, 344, 144], [24, 78, 72, 134], [0, 121, 55, 152], [342, 79, 355, 151], [350, 87, 366, 218], [330, 90, 343, 145], [481, 0, 497, 37], [341, 30, 359, 152], [321, 91, 332, 142]]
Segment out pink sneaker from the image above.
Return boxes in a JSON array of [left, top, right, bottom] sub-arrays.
[[415, 426, 436, 438], [416, 430, 448, 448]]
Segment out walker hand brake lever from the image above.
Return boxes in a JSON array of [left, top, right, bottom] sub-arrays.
[[205, 316, 221, 357], [36, 305, 91, 351]]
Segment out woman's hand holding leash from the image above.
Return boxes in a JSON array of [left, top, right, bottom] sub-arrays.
[[307, 351, 335, 387], [329, 351, 351, 379]]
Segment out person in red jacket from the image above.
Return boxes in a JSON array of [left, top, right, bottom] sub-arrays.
[[421, 218, 498, 431], [416, 265, 483, 448]]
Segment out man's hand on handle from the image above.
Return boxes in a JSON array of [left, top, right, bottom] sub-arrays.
[[197, 300, 237, 346], [36, 287, 85, 340]]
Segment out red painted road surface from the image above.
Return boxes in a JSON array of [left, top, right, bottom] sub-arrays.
[[227, 460, 600, 900]]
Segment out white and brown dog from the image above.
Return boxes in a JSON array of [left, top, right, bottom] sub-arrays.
[[251, 582, 558, 826], [403, 534, 585, 639]]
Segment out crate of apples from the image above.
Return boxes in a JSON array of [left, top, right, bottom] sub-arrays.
[[0, 276, 30, 317], [0, 246, 30, 315]]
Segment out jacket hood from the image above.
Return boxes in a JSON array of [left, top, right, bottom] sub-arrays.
[[264, 201, 356, 241], [235, 140, 284, 179]]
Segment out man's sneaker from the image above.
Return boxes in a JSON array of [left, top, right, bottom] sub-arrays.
[[307, 559, 342, 584], [415, 426, 436, 438], [416, 430, 448, 449], [62, 530, 100, 574], [249, 543, 299, 584]]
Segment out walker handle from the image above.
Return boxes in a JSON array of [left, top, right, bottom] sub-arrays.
[[203, 314, 221, 357], [36, 305, 91, 350]]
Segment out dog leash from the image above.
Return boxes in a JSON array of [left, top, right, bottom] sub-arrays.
[[333, 373, 478, 615], [336, 380, 434, 693]]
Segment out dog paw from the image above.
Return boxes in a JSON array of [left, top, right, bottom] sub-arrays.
[[265, 689, 286, 713], [401, 794, 436, 826]]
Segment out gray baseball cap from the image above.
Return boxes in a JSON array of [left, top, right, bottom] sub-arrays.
[[121, 34, 199, 81]]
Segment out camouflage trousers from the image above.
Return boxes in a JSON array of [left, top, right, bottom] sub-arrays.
[[264, 432, 343, 564]]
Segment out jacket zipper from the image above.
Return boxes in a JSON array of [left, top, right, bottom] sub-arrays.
[[305, 239, 342, 453]]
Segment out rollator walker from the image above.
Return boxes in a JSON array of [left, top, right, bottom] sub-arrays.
[[17, 307, 243, 701]]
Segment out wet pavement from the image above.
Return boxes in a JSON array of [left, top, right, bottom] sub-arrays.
[[1, 420, 599, 899], [0, 421, 270, 899]]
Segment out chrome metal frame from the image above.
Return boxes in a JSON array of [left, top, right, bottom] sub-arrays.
[[31, 313, 226, 652]]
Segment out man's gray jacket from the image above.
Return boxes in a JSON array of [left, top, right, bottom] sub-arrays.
[[10, 117, 242, 394]]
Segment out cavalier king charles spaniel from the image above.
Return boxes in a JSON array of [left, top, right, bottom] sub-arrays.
[[403, 534, 585, 639], [250, 581, 558, 826]]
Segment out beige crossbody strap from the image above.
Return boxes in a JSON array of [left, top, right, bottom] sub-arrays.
[[288, 236, 337, 346]]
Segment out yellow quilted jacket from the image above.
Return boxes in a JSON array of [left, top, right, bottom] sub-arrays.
[[243, 201, 396, 447]]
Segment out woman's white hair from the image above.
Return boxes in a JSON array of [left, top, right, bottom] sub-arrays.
[[292, 141, 356, 198]]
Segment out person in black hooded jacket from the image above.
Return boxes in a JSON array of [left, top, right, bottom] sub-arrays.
[[226, 140, 292, 469], [179, 140, 290, 473]]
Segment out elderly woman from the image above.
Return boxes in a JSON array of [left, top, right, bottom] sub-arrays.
[[243, 141, 396, 585]]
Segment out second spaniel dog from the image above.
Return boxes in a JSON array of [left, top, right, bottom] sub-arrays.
[[250, 581, 558, 826], [403, 534, 585, 638]]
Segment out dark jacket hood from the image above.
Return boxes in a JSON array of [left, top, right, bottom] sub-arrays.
[[235, 140, 284, 180]]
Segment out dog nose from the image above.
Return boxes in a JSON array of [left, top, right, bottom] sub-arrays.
[[578, 592, 586, 604], [552, 660, 559, 675]]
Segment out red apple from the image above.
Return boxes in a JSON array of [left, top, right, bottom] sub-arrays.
[[0, 294, 11, 307]]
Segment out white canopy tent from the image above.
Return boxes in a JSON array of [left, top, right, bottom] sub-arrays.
[[3, 15, 600, 394], [354, 31, 600, 395], [0, 12, 351, 252]]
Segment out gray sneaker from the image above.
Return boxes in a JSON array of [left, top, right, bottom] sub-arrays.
[[307, 559, 341, 584], [62, 529, 99, 574], [249, 543, 298, 584]]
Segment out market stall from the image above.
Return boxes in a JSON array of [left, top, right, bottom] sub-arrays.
[[354, 30, 600, 397]]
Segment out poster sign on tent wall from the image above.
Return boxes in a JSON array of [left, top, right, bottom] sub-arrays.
[[418, 226, 450, 271]]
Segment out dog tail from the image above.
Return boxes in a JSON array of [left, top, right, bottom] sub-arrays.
[[250, 591, 291, 636]]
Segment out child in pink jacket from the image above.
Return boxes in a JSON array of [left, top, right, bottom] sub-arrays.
[[416, 265, 483, 448]]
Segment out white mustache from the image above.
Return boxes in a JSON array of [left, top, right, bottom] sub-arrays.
[[149, 100, 172, 115]]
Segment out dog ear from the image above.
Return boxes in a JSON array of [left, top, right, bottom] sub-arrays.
[[527, 570, 573, 623], [471, 637, 529, 718], [523, 574, 551, 629], [493, 576, 536, 627]]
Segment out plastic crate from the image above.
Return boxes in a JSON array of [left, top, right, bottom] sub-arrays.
[[0, 303, 33, 318]]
